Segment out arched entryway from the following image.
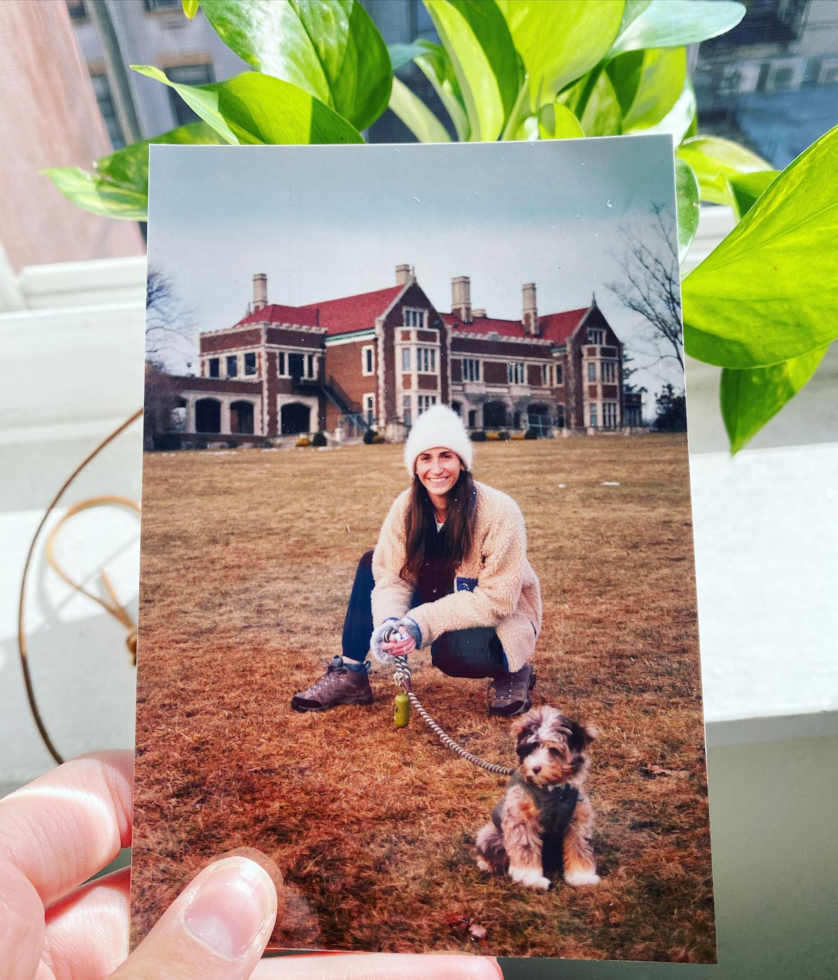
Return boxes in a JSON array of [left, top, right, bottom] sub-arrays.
[[231, 400, 255, 435], [483, 401, 507, 429], [195, 398, 221, 433], [281, 402, 311, 435]]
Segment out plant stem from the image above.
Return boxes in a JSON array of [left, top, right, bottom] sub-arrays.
[[500, 81, 532, 141]]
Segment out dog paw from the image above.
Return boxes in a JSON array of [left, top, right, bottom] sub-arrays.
[[564, 868, 600, 887], [509, 866, 551, 890], [476, 858, 491, 873]]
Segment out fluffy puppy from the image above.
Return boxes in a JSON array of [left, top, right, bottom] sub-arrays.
[[475, 706, 599, 890]]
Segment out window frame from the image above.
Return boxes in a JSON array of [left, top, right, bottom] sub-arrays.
[[507, 361, 525, 385], [226, 354, 238, 378], [361, 344, 375, 376], [244, 351, 257, 376]]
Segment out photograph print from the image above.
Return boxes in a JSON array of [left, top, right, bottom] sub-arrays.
[[133, 136, 715, 962]]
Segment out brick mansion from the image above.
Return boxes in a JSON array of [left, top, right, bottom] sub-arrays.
[[162, 265, 643, 442]]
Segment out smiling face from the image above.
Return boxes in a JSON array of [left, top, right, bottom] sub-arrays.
[[415, 447, 464, 504]]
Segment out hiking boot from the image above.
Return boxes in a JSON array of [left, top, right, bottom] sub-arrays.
[[488, 664, 536, 717], [291, 656, 373, 712]]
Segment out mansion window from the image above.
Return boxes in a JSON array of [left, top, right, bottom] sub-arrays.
[[589, 404, 598, 427], [541, 363, 551, 386], [405, 309, 427, 328], [403, 395, 412, 427], [402, 347, 411, 371], [165, 64, 214, 127], [417, 347, 436, 372], [226, 355, 238, 377], [626, 406, 641, 426], [364, 394, 375, 425], [508, 362, 525, 384], [463, 358, 480, 381], [417, 394, 437, 414], [588, 328, 605, 345], [588, 362, 596, 382], [362, 345, 374, 375], [244, 352, 257, 376], [602, 360, 616, 383], [555, 363, 563, 385], [277, 351, 316, 378], [603, 401, 618, 429], [208, 357, 220, 378]]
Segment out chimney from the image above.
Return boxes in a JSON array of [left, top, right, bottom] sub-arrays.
[[472, 308, 486, 318], [522, 282, 538, 336], [253, 273, 267, 311], [451, 275, 472, 323], [395, 263, 413, 285]]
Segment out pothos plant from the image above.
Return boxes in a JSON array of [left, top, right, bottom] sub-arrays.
[[45, 0, 837, 454]]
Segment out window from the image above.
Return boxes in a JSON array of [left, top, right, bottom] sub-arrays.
[[307, 354, 315, 379], [244, 352, 257, 376], [463, 358, 480, 382], [404, 309, 427, 328], [403, 395, 412, 427], [143, 0, 181, 9], [417, 347, 436, 372], [89, 73, 125, 149], [555, 363, 563, 385], [588, 328, 605, 345], [417, 395, 437, 414], [362, 345, 374, 376], [602, 360, 616, 383], [364, 394, 375, 425], [165, 65, 214, 126], [67, 1, 87, 20], [507, 361, 525, 384], [587, 362, 597, 382], [277, 352, 285, 376], [603, 402, 618, 428], [208, 357, 220, 378], [226, 355, 238, 378], [589, 404, 598, 427], [541, 363, 551, 386], [402, 347, 410, 371]]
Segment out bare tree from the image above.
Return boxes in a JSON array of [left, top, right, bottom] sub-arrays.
[[608, 203, 683, 373], [145, 267, 195, 365]]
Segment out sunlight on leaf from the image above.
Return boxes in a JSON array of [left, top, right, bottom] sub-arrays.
[[675, 159, 700, 263], [683, 124, 838, 368], [612, 47, 686, 132], [728, 170, 779, 220], [182, 0, 199, 19], [609, 0, 745, 55], [199, 0, 391, 131], [677, 135, 772, 206], [639, 76, 696, 146], [579, 70, 622, 136], [41, 167, 149, 221], [537, 103, 585, 140], [388, 77, 451, 143], [721, 346, 829, 454], [132, 66, 363, 145]]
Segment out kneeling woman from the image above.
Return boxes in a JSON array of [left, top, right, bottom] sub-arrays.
[[292, 405, 542, 717]]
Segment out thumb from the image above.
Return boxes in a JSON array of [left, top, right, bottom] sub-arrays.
[[111, 856, 277, 980]]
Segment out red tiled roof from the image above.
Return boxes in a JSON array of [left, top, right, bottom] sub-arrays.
[[442, 307, 589, 344], [235, 285, 404, 336]]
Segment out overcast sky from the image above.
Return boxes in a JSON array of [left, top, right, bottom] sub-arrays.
[[148, 136, 683, 406]]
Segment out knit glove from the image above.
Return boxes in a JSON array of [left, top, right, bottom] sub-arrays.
[[370, 618, 399, 664]]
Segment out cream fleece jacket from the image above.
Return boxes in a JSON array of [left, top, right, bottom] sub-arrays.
[[371, 481, 542, 673]]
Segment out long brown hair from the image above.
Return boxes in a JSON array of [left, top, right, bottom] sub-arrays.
[[400, 469, 476, 584]]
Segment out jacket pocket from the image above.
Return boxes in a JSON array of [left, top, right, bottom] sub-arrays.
[[456, 577, 479, 593]]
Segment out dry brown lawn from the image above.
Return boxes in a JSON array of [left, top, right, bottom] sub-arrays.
[[132, 434, 715, 962]]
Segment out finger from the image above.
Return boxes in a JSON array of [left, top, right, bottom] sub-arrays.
[[110, 856, 277, 980], [43, 866, 130, 978], [253, 953, 504, 980]]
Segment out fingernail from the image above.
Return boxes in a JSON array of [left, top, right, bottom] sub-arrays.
[[183, 857, 276, 960]]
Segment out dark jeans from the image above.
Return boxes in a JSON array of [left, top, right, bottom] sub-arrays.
[[342, 551, 510, 680]]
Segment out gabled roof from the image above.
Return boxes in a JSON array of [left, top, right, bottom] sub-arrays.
[[442, 307, 590, 344], [234, 285, 404, 336]]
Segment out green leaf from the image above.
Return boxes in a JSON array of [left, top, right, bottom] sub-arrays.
[[388, 76, 451, 143], [677, 135, 772, 206], [728, 170, 779, 219], [537, 102, 585, 140], [198, 0, 391, 131], [639, 75, 696, 145], [182, 0, 199, 18], [412, 41, 470, 141], [131, 66, 364, 145], [41, 166, 149, 220], [496, 0, 624, 110], [424, 0, 519, 142], [609, 0, 745, 56], [579, 70, 622, 136], [388, 42, 430, 71], [721, 346, 829, 454], [683, 124, 838, 368], [611, 47, 686, 132], [675, 158, 700, 262], [42, 121, 225, 221]]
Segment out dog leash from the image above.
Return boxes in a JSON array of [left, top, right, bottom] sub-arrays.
[[391, 655, 515, 777]]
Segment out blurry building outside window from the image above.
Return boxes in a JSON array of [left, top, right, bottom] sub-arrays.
[[90, 72, 125, 149], [166, 64, 214, 126]]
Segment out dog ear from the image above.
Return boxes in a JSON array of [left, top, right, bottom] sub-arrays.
[[566, 719, 598, 751], [581, 724, 598, 745], [511, 711, 539, 741]]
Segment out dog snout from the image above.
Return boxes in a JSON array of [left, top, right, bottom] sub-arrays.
[[531, 765, 541, 774]]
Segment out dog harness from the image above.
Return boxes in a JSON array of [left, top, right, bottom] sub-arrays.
[[492, 771, 580, 836]]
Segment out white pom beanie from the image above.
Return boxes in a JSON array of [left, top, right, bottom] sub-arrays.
[[403, 404, 473, 477]]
